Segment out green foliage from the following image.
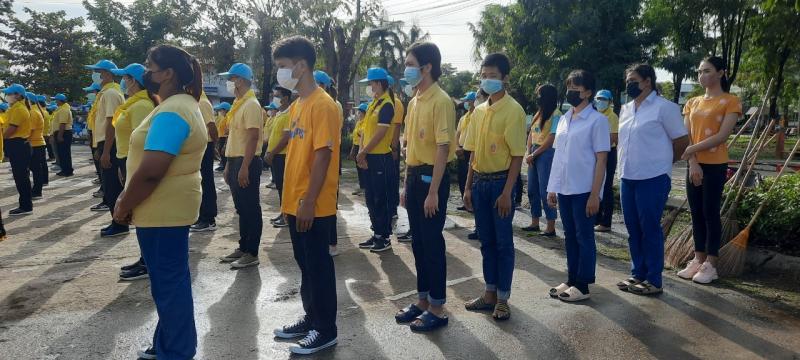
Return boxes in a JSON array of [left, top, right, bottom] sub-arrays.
[[736, 172, 800, 254], [439, 68, 476, 100], [187, 0, 249, 73]]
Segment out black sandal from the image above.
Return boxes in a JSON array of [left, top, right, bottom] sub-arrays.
[[409, 311, 449, 332], [540, 231, 557, 237], [521, 225, 541, 232], [395, 304, 424, 323], [616, 278, 641, 292], [464, 296, 495, 311], [492, 302, 511, 321]]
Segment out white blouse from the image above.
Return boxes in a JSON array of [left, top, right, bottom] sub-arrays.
[[547, 105, 611, 195]]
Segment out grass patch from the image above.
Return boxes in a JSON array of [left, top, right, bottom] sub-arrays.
[[715, 273, 800, 317]]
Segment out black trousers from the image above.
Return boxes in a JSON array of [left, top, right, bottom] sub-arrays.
[[597, 147, 618, 227], [99, 141, 126, 229], [227, 157, 263, 255], [199, 142, 218, 223], [217, 138, 228, 168], [364, 153, 393, 238], [407, 165, 449, 304], [457, 150, 472, 196], [56, 131, 74, 175], [6, 138, 33, 210], [287, 214, 338, 337], [30, 145, 47, 195], [46, 139, 55, 160], [687, 163, 727, 257], [388, 155, 400, 217], [515, 173, 523, 204], [270, 154, 286, 205]]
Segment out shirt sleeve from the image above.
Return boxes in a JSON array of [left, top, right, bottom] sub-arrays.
[[242, 101, 262, 129], [505, 108, 528, 157], [463, 109, 478, 152], [549, 115, 560, 134], [726, 96, 743, 116], [8, 107, 29, 127], [392, 100, 404, 125], [609, 112, 620, 134], [144, 112, 191, 155], [312, 102, 340, 151], [199, 100, 214, 125], [378, 103, 394, 126], [104, 92, 123, 120], [592, 115, 611, 153], [662, 102, 690, 140], [682, 98, 694, 116], [434, 98, 455, 145]]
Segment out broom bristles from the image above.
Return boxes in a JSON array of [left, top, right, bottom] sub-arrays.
[[717, 226, 751, 276], [665, 227, 694, 268]]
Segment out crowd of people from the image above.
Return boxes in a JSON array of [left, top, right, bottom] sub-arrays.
[[0, 33, 742, 358]]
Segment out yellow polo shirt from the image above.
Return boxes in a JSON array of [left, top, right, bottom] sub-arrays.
[[352, 118, 364, 146], [42, 108, 53, 137], [403, 83, 456, 166], [115, 93, 156, 159], [263, 114, 274, 143], [362, 93, 395, 155], [199, 95, 215, 142], [6, 101, 31, 139], [225, 95, 263, 157], [28, 106, 46, 147], [93, 83, 124, 146], [598, 107, 619, 134], [282, 87, 342, 217], [464, 93, 527, 173], [267, 110, 290, 154], [216, 112, 229, 137], [457, 111, 473, 146], [52, 103, 73, 134], [126, 94, 207, 227]]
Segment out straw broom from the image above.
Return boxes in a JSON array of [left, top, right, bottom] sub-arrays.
[[717, 138, 800, 276], [665, 226, 694, 268], [661, 199, 687, 237]]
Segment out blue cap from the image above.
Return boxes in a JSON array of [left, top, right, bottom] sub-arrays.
[[219, 63, 253, 81], [359, 68, 389, 83], [25, 92, 37, 101], [36, 95, 47, 103], [387, 75, 396, 86], [85, 59, 118, 71], [47, 104, 58, 112], [83, 83, 101, 92], [595, 89, 613, 100], [460, 91, 477, 101], [0, 103, 8, 111], [264, 103, 279, 110], [52, 93, 67, 102], [111, 63, 146, 85], [358, 103, 369, 112], [213, 102, 232, 111], [2, 83, 26, 95], [314, 70, 332, 88]]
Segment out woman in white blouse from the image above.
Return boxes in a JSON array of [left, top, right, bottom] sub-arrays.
[[546, 70, 610, 302]]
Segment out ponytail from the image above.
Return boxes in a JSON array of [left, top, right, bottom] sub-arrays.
[[186, 57, 203, 101], [146, 44, 203, 101]]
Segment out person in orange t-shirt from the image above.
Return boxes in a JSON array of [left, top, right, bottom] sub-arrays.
[[677, 56, 742, 284]]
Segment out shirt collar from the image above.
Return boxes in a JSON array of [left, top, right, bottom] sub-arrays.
[[568, 104, 594, 121], [487, 92, 510, 110], [415, 82, 441, 102]]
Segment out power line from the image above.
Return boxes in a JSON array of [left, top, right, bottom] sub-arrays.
[[386, 0, 474, 16]]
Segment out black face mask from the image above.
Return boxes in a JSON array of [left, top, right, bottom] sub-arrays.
[[566, 90, 583, 107], [142, 71, 161, 94], [626, 81, 643, 99]]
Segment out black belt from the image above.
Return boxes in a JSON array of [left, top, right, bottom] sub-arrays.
[[408, 164, 434, 176], [474, 170, 509, 181]]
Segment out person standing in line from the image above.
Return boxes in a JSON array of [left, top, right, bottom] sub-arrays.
[[51, 94, 74, 177], [677, 56, 742, 285], [0, 102, 6, 236], [349, 103, 368, 196], [262, 102, 277, 188], [46, 103, 60, 171], [462, 53, 527, 321], [190, 91, 219, 232], [218, 62, 264, 269], [522, 84, 560, 236], [617, 64, 689, 295], [265, 86, 293, 228], [455, 91, 480, 240], [214, 102, 231, 172], [26, 92, 47, 199], [37, 95, 56, 166], [113, 44, 206, 360], [386, 75, 405, 222], [392, 42, 455, 332], [2, 84, 34, 215], [546, 70, 610, 302], [593, 89, 620, 233], [84, 82, 104, 193], [271, 35, 341, 355]]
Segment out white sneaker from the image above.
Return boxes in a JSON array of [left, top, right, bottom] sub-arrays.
[[677, 259, 702, 279], [692, 262, 719, 284], [329, 245, 339, 257]]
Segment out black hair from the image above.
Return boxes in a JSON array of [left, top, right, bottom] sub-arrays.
[[566, 69, 596, 97], [408, 42, 442, 81], [703, 56, 730, 93], [147, 44, 203, 101], [273, 35, 317, 70], [22, 96, 31, 110], [274, 86, 292, 99], [626, 63, 658, 94], [536, 84, 558, 129], [375, 79, 396, 108], [327, 85, 338, 102], [481, 53, 511, 77]]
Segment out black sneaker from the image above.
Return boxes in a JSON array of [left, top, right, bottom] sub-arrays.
[[120, 265, 148, 281], [101, 226, 129, 238], [370, 237, 392, 253], [92, 178, 101, 185], [272, 217, 288, 228], [137, 346, 156, 359], [270, 214, 283, 223], [215, 166, 224, 172], [468, 230, 479, 240], [90, 203, 109, 212], [120, 259, 144, 272], [9, 208, 32, 216], [92, 190, 104, 198], [31, 194, 43, 200], [190, 221, 217, 232], [289, 330, 337, 355], [397, 232, 412, 242], [273, 316, 311, 339], [358, 237, 375, 249]]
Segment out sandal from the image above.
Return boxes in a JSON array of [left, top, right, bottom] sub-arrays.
[[521, 225, 540, 232], [464, 296, 495, 311], [540, 231, 557, 237], [628, 281, 663, 296], [395, 304, 424, 323], [492, 302, 511, 321], [548, 283, 570, 298], [558, 287, 591, 302], [616, 277, 641, 292], [409, 311, 449, 332]]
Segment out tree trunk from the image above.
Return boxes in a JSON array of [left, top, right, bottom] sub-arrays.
[[673, 73, 684, 104], [768, 45, 790, 120], [259, 16, 274, 105]]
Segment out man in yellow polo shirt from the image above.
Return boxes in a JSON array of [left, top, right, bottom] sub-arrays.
[[2, 84, 34, 215], [218, 62, 264, 269], [394, 42, 456, 332], [83, 82, 103, 189], [51, 93, 74, 176], [271, 35, 341, 355], [26, 92, 47, 199], [191, 92, 219, 232], [213, 102, 231, 171], [462, 53, 526, 321], [264, 86, 293, 227]]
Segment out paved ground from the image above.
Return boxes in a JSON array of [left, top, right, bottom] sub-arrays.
[[0, 146, 799, 360]]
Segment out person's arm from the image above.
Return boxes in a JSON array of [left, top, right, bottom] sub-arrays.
[[463, 152, 475, 210], [237, 127, 259, 187], [207, 123, 219, 143], [100, 116, 115, 168], [271, 130, 291, 154], [672, 135, 690, 163], [114, 151, 175, 224], [424, 143, 449, 218], [58, 123, 66, 142], [4, 125, 17, 139], [586, 152, 608, 217], [296, 147, 332, 232], [496, 156, 523, 218]]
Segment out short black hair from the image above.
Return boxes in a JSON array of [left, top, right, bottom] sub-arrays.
[[566, 69, 596, 94], [274, 86, 292, 98], [481, 53, 511, 77], [273, 35, 317, 69], [408, 42, 442, 81], [626, 63, 657, 89]]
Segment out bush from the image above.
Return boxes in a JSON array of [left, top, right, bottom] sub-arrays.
[[735, 172, 800, 255]]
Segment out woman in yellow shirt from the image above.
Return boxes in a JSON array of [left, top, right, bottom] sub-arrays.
[[2, 84, 34, 215], [348, 103, 368, 195], [677, 56, 742, 284], [26, 92, 48, 199], [213, 102, 231, 171], [524, 84, 560, 235]]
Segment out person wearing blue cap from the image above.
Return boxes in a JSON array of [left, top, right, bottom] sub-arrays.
[[456, 91, 477, 202], [593, 89, 620, 233], [189, 90, 220, 233], [83, 82, 105, 192], [213, 102, 231, 171], [348, 103, 369, 196], [385, 74, 405, 223], [26, 92, 49, 198], [355, 67, 396, 253], [34, 95, 56, 163], [217, 62, 265, 269], [2, 84, 34, 215], [315, 70, 343, 121], [51, 93, 74, 176], [264, 86, 293, 228]]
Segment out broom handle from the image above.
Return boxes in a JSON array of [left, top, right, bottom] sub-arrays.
[[726, 99, 772, 190], [728, 78, 773, 148], [746, 138, 800, 227], [723, 118, 777, 211]]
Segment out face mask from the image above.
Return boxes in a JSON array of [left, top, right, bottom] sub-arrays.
[[87, 93, 96, 102], [464, 102, 471, 111], [404, 67, 422, 87], [566, 90, 583, 107], [476, 98, 486, 106], [480, 79, 503, 95], [595, 99, 610, 111], [626, 81, 643, 99], [120, 78, 128, 94], [403, 84, 414, 97], [277, 68, 299, 90], [92, 72, 102, 84], [366, 85, 375, 98], [142, 71, 161, 94], [272, 97, 283, 107], [226, 80, 236, 95]]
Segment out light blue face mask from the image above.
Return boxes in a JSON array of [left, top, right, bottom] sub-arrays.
[[480, 79, 503, 95], [595, 99, 610, 111], [120, 78, 127, 94], [404, 67, 422, 87], [91, 72, 102, 84], [464, 102, 471, 111]]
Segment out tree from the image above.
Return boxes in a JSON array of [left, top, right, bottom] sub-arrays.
[[755, 0, 800, 118], [246, 0, 302, 104], [188, 0, 250, 73], [439, 68, 476, 100], [705, 0, 756, 89]]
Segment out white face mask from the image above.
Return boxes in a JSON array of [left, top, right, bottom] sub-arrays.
[[272, 97, 283, 107], [226, 80, 236, 95], [403, 85, 414, 97], [366, 85, 375, 98], [277, 68, 299, 90], [92, 72, 102, 84]]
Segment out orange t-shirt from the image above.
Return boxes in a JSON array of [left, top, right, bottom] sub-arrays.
[[281, 87, 342, 217], [683, 93, 742, 164]]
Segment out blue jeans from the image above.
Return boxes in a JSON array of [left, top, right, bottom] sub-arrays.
[[473, 176, 516, 300], [558, 193, 596, 286], [137, 226, 196, 360], [364, 153, 392, 238], [621, 174, 671, 288], [527, 146, 557, 220]]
